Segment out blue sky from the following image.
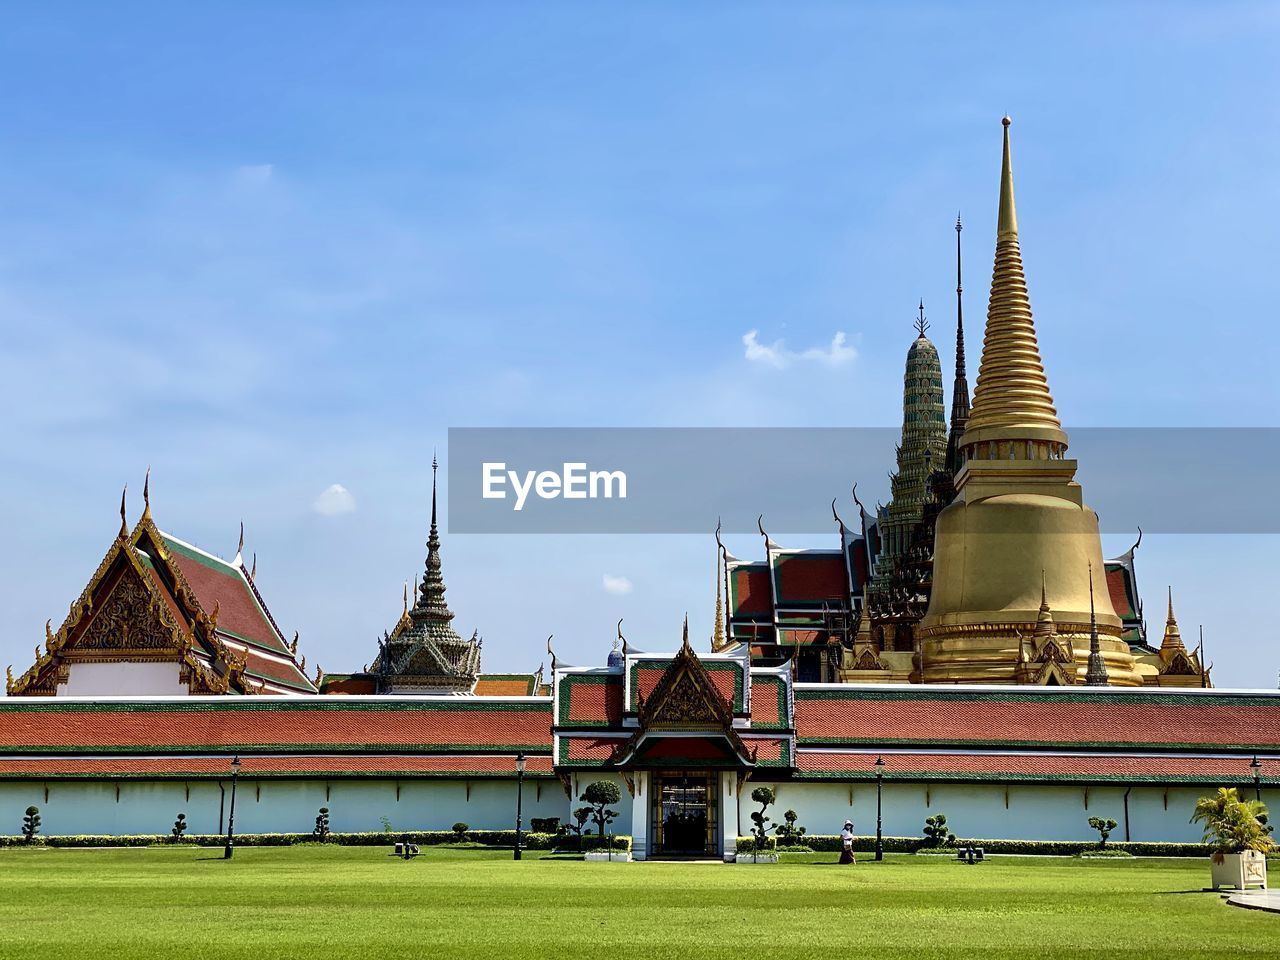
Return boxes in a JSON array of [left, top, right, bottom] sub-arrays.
[[1, 3, 1277, 687]]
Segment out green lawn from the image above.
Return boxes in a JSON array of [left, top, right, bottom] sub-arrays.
[[0, 846, 1272, 959]]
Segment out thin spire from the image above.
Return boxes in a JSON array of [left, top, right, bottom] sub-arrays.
[[1084, 562, 1109, 686], [235, 522, 244, 562], [949, 214, 970, 438], [1161, 586, 1186, 654], [141, 468, 152, 522], [415, 454, 452, 619], [118, 484, 129, 540], [962, 116, 1065, 453]]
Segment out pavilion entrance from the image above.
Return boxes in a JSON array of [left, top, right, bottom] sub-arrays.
[[651, 772, 718, 857]]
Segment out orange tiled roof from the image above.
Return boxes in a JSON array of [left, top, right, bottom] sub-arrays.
[[794, 689, 1280, 751], [794, 750, 1278, 783], [0, 754, 555, 779], [0, 699, 553, 754]]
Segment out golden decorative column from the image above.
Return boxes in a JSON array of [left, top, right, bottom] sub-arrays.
[[917, 118, 1141, 686]]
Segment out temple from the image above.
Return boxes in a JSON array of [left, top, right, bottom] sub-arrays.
[[5, 476, 315, 696], [2, 118, 1249, 853], [718, 120, 1207, 689]]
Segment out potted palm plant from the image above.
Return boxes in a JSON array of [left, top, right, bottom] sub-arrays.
[[1191, 787, 1274, 890]]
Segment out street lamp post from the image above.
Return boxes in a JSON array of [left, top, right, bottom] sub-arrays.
[[513, 752, 526, 861], [1250, 755, 1262, 803], [874, 755, 885, 862], [223, 754, 241, 860]]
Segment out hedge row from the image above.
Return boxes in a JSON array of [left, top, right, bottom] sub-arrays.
[[734, 836, 1215, 857], [0, 830, 632, 851]]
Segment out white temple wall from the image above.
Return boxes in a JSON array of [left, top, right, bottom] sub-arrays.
[[741, 781, 1208, 844], [0, 777, 1220, 842], [61, 662, 188, 697], [0, 778, 568, 837]]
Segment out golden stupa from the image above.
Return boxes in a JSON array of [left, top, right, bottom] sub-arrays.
[[917, 117, 1141, 686]]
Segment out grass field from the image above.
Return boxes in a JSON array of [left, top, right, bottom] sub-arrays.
[[0, 845, 1273, 959]]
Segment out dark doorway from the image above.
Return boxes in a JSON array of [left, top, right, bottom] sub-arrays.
[[652, 773, 717, 856]]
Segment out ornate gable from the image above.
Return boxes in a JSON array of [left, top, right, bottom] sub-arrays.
[[638, 622, 735, 732]]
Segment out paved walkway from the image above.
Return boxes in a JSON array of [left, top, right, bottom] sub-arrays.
[[1226, 890, 1280, 914]]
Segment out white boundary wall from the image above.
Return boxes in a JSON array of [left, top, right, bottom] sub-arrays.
[[0, 776, 1228, 843]]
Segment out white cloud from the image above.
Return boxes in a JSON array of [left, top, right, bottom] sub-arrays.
[[312, 483, 356, 516], [742, 330, 857, 369], [602, 573, 633, 595], [233, 164, 275, 187]]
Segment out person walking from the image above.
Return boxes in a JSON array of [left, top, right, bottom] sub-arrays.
[[839, 819, 856, 864]]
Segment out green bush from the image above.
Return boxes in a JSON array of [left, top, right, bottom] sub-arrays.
[[749, 786, 776, 852], [22, 806, 40, 842], [1088, 816, 1118, 849], [736, 835, 777, 853], [580, 781, 621, 841], [923, 814, 957, 848], [451, 822, 469, 840], [776, 809, 807, 846], [313, 808, 331, 842], [1076, 849, 1134, 858], [170, 814, 187, 842]]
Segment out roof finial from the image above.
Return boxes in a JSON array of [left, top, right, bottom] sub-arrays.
[[141, 468, 152, 522], [999, 116, 1017, 238], [546, 634, 557, 672], [615, 618, 624, 652], [235, 521, 244, 562], [414, 453, 453, 618], [250, 553, 257, 580], [1084, 562, 1109, 686], [681, 613, 691, 651], [118, 484, 129, 540], [915, 300, 929, 337], [1160, 586, 1187, 654]]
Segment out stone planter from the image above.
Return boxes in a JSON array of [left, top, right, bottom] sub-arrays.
[[1210, 850, 1268, 890], [584, 851, 631, 862], [734, 853, 779, 864]]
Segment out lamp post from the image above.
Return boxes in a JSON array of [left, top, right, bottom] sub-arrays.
[[223, 754, 241, 860], [513, 752, 526, 861], [1251, 755, 1262, 803], [874, 755, 885, 862]]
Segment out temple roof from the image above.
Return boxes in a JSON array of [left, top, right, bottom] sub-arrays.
[[6, 497, 314, 697]]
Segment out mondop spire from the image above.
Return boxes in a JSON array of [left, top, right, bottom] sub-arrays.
[[372, 456, 482, 693], [961, 117, 1067, 457]]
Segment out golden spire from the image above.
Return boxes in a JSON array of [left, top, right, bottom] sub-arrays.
[[118, 484, 129, 540], [141, 468, 152, 522], [1034, 570, 1055, 637], [1161, 586, 1186, 653], [962, 117, 1067, 454], [712, 543, 726, 651]]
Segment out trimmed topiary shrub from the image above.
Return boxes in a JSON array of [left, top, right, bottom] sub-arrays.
[[581, 781, 621, 842], [1087, 816, 1117, 849], [313, 808, 331, 842], [749, 786, 776, 853], [452, 822, 469, 841], [923, 814, 957, 849], [22, 806, 40, 843], [776, 809, 807, 846], [171, 814, 188, 842]]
